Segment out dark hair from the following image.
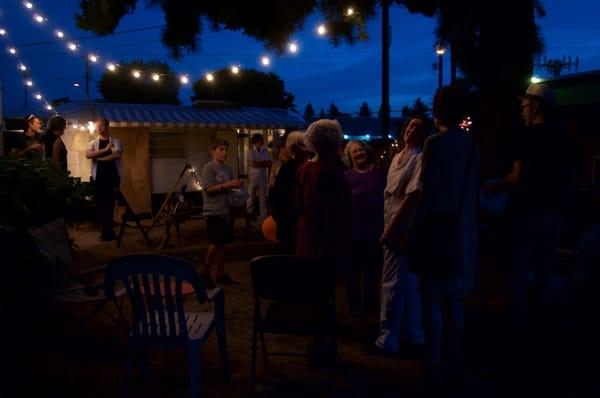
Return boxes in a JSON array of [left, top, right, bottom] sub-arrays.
[[96, 117, 109, 128], [251, 133, 264, 145], [209, 139, 229, 151], [46, 115, 67, 134], [433, 86, 468, 128]]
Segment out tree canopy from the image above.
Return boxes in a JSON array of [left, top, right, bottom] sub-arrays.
[[97, 59, 180, 104], [191, 68, 295, 109], [303, 102, 315, 119], [358, 101, 372, 117]]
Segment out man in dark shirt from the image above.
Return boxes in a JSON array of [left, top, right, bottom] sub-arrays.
[[6, 114, 44, 158], [85, 118, 123, 241]]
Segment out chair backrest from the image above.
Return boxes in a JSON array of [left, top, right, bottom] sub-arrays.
[[249, 255, 335, 306], [104, 254, 207, 342]]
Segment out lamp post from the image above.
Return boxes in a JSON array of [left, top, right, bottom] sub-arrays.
[[436, 46, 445, 90]]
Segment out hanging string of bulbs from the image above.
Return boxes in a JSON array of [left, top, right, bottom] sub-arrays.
[[14, 1, 357, 88]]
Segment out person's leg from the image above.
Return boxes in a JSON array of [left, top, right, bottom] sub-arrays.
[[376, 246, 408, 352], [246, 178, 258, 222], [424, 296, 444, 386], [257, 181, 268, 224], [405, 272, 426, 345], [347, 241, 364, 316], [363, 243, 383, 314], [215, 245, 226, 278]]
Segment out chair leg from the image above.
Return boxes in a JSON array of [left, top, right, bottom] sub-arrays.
[[187, 344, 203, 398], [259, 330, 269, 372]]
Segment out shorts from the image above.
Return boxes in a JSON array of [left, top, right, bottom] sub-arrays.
[[206, 215, 234, 245]]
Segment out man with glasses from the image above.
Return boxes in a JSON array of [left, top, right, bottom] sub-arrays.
[[5, 114, 44, 158]]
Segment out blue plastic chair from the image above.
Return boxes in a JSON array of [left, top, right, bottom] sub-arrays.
[[104, 254, 229, 397]]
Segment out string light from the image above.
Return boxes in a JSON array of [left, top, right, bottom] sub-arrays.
[[261, 56, 270, 66], [0, 29, 6, 36], [132, 70, 141, 79], [54, 30, 64, 38], [33, 14, 45, 23], [180, 75, 189, 84], [46, 104, 53, 110], [151, 73, 160, 81], [230, 65, 240, 74], [205, 72, 214, 82], [8, 46, 17, 55], [88, 53, 99, 63], [317, 24, 327, 36], [34, 93, 42, 100], [288, 42, 298, 54], [23, 1, 34, 9], [73, 82, 81, 87], [106, 62, 116, 71], [19, 63, 27, 71], [25, 79, 33, 86], [436, 47, 445, 55], [346, 7, 355, 16], [67, 42, 77, 51]]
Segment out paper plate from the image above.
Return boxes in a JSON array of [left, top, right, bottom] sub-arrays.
[[479, 178, 509, 215]]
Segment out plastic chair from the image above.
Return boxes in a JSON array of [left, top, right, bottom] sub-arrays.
[[103, 254, 229, 397], [249, 255, 337, 394]]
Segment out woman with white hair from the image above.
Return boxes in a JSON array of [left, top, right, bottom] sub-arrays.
[[296, 119, 351, 267], [342, 140, 385, 317], [269, 131, 309, 254]]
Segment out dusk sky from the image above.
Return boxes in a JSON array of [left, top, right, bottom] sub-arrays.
[[1, 0, 600, 117]]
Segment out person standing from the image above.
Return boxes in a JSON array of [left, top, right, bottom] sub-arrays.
[[85, 117, 123, 241], [201, 139, 244, 286], [7, 114, 44, 158], [246, 133, 271, 227], [375, 117, 427, 353], [342, 140, 385, 317], [43, 115, 68, 173]]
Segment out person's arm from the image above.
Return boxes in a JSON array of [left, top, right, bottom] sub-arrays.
[[85, 141, 111, 159], [96, 139, 122, 162], [204, 178, 243, 194], [16, 142, 43, 158], [51, 139, 62, 168], [482, 160, 521, 195]]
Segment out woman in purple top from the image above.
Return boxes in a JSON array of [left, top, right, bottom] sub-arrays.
[[343, 140, 386, 317]]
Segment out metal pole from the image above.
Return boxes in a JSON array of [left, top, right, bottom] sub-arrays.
[[438, 52, 444, 90], [381, 0, 390, 141], [85, 57, 90, 101], [450, 41, 457, 84]]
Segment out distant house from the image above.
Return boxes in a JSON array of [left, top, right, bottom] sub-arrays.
[[56, 101, 306, 213], [306, 116, 404, 140]]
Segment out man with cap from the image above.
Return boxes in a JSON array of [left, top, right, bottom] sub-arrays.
[[484, 83, 576, 339]]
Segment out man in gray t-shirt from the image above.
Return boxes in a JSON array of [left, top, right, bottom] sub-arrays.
[[200, 139, 243, 287], [202, 161, 233, 216]]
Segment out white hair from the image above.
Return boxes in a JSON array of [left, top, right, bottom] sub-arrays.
[[285, 130, 305, 152], [305, 119, 343, 155]]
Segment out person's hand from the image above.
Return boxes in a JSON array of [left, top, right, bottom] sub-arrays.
[[28, 143, 43, 152], [229, 178, 243, 188], [105, 143, 114, 153]]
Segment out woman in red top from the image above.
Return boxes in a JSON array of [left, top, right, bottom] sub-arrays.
[[296, 119, 351, 273]]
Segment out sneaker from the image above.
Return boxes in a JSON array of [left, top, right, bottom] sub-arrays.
[[216, 274, 239, 286]]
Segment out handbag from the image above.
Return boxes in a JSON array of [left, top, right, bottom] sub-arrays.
[[411, 138, 474, 279]]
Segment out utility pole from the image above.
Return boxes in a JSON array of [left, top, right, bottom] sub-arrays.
[[450, 41, 457, 84], [380, 0, 391, 141], [534, 55, 579, 77]]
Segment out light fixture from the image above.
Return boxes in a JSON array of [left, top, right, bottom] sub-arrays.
[[88, 54, 99, 63], [106, 63, 116, 71], [33, 14, 44, 23], [8, 46, 17, 55], [73, 82, 81, 88], [343, 134, 349, 140], [317, 24, 327, 36], [55, 30, 64, 38], [23, 1, 33, 9], [151, 73, 160, 81], [436, 47, 445, 55], [72, 124, 79, 129], [531, 76, 543, 84], [132, 70, 141, 79], [231, 65, 240, 74], [67, 42, 77, 51], [261, 56, 270, 66], [46, 104, 53, 111], [34, 93, 42, 100], [288, 42, 298, 54], [346, 7, 354, 16], [180, 75, 189, 84], [19, 63, 27, 71], [0, 29, 6, 36], [25, 79, 33, 87], [205, 72, 214, 82]]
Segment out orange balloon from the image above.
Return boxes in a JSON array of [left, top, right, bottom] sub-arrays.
[[261, 216, 278, 242]]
